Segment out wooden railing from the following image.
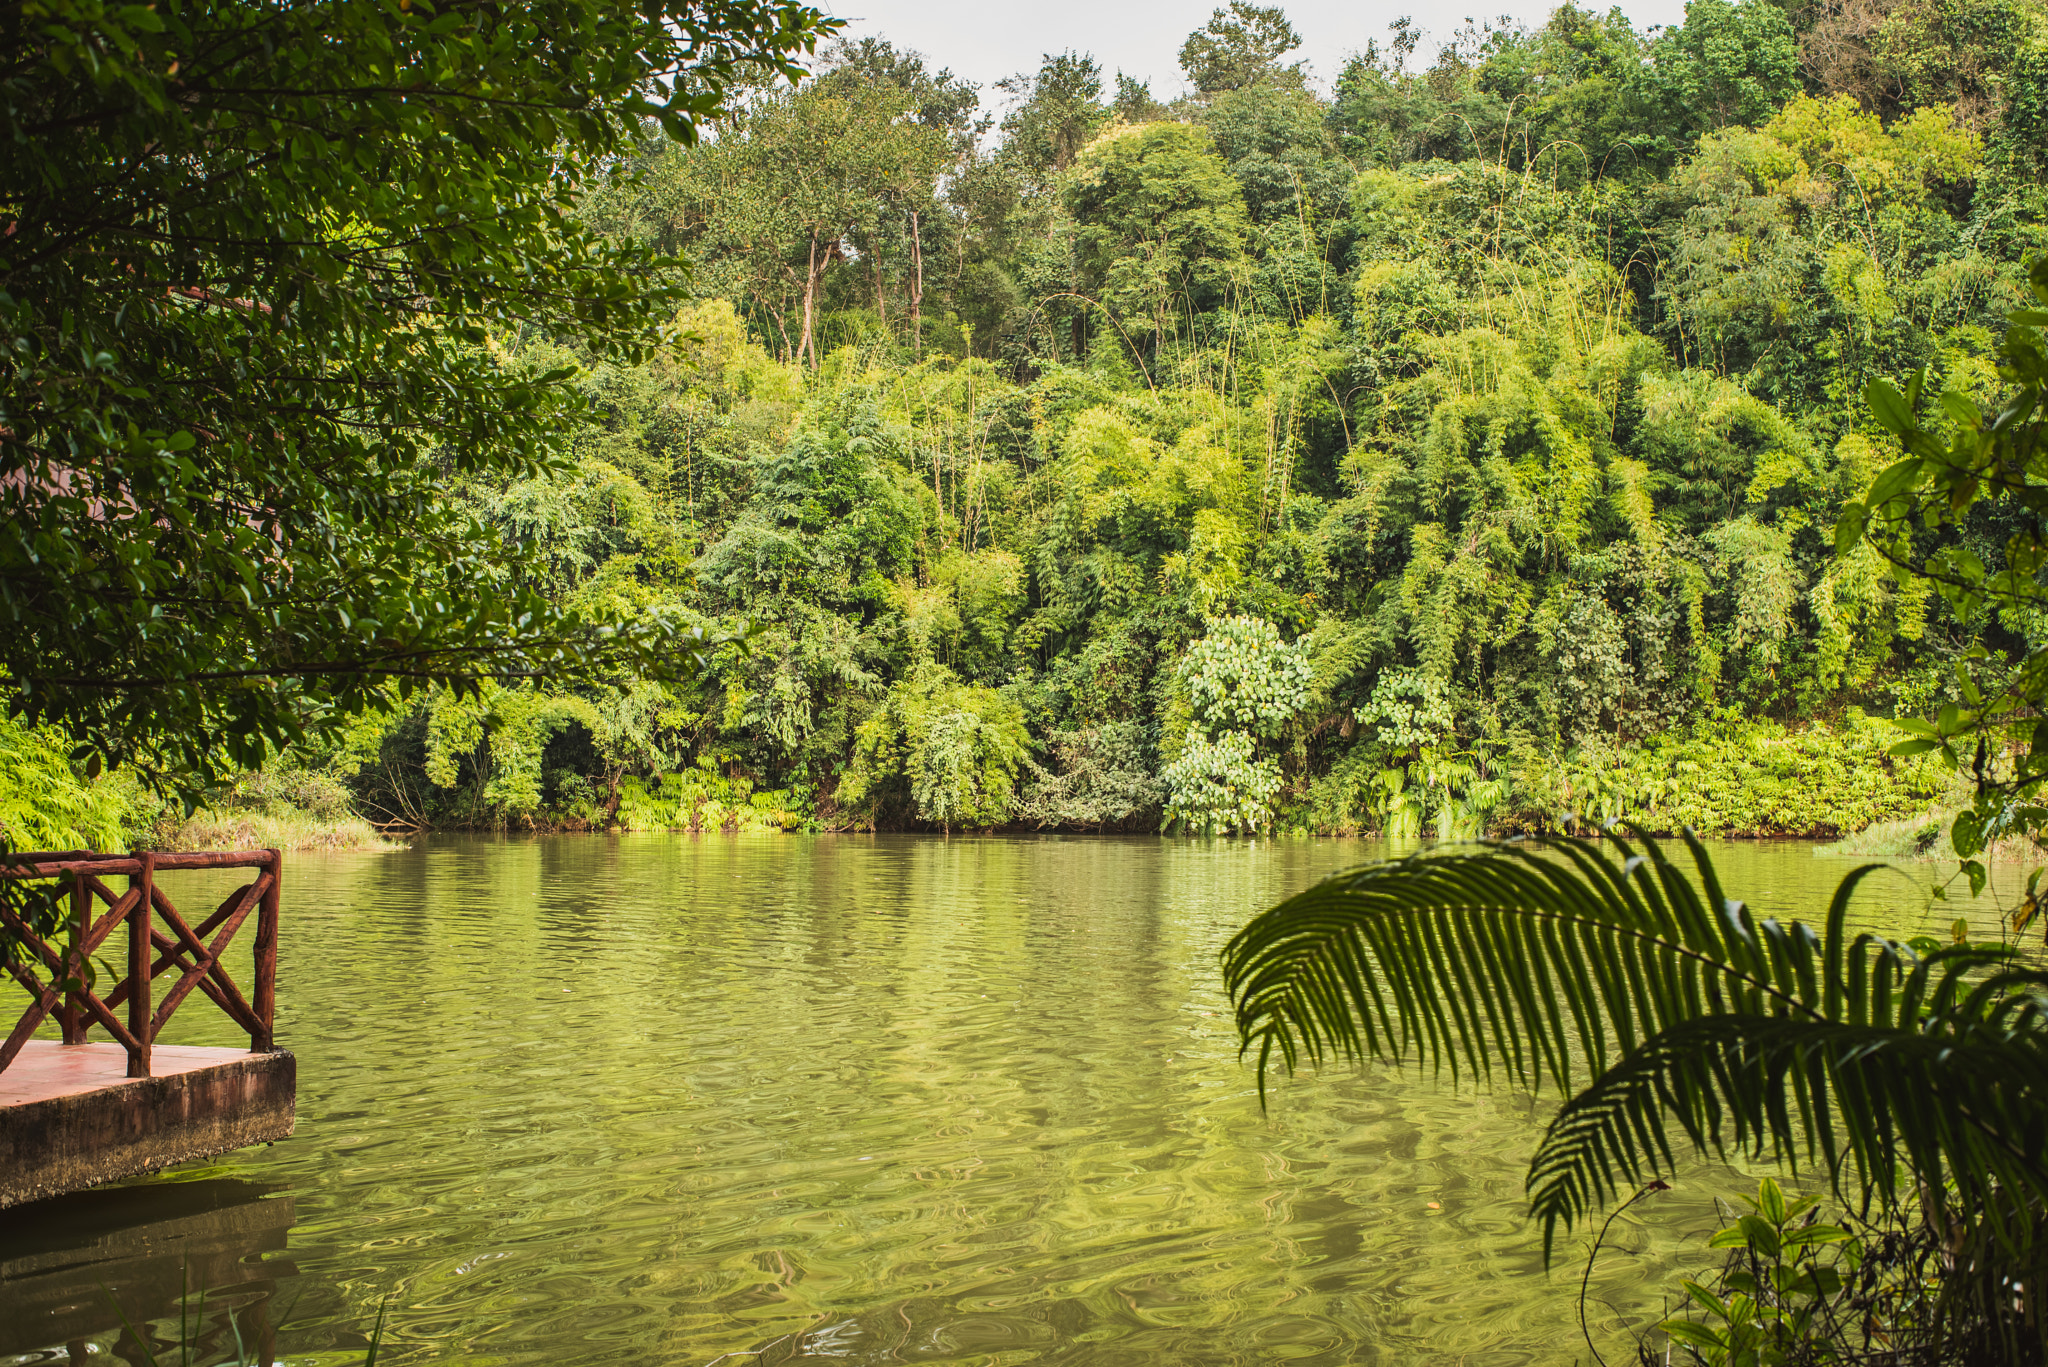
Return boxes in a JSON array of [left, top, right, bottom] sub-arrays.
[[0, 850, 280, 1078]]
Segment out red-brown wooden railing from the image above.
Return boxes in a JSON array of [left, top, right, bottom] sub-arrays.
[[0, 850, 280, 1078]]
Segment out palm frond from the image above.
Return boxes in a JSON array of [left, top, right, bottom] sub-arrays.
[[1526, 1009, 2048, 1254], [1220, 832, 2048, 1254]]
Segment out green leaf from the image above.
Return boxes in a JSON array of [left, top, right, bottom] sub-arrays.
[[1833, 504, 1868, 557], [1940, 391, 1983, 429], [1867, 378, 1914, 434], [1738, 1212, 1782, 1256], [1662, 1321, 1728, 1350], [1782, 1223, 1852, 1247], [1682, 1280, 1731, 1317], [1224, 833, 2048, 1297], [1865, 457, 1924, 508], [1953, 810, 1984, 858], [1799, 1266, 1844, 1296]]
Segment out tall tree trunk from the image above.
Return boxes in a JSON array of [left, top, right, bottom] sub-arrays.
[[798, 229, 820, 369], [760, 289, 794, 364], [771, 307, 793, 364], [872, 241, 886, 331], [908, 208, 924, 360]]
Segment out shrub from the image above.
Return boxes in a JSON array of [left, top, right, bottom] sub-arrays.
[[1164, 615, 1308, 834], [1181, 615, 1311, 739], [611, 767, 809, 833], [838, 666, 1031, 829], [1509, 712, 1952, 836], [1162, 731, 1282, 836], [0, 709, 145, 850], [1016, 722, 1165, 829]]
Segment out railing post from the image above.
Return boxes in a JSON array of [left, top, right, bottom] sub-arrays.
[[127, 853, 154, 1078], [59, 875, 88, 1044], [251, 849, 279, 1051]]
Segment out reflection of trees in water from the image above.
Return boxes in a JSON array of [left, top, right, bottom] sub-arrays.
[[0, 1178, 295, 1364]]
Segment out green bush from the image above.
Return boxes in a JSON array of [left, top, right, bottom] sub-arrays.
[[1164, 616, 1308, 834], [838, 665, 1031, 830], [1508, 712, 1952, 836], [611, 766, 809, 833], [0, 710, 145, 850], [1181, 615, 1313, 738], [1292, 712, 1948, 839], [1163, 731, 1282, 835], [156, 765, 393, 851], [1016, 722, 1164, 829]]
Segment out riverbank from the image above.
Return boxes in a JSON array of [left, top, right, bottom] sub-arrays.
[[144, 769, 405, 852], [224, 711, 1976, 844], [0, 707, 1980, 850], [154, 806, 402, 853], [0, 714, 404, 853], [1817, 807, 2046, 864]]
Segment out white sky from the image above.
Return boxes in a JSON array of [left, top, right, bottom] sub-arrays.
[[814, 0, 1692, 107]]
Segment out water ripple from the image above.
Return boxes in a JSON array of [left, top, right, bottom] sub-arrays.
[[0, 835, 1989, 1366]]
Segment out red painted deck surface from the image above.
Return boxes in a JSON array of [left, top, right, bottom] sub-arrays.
[[0, 1041, 254, 1108]]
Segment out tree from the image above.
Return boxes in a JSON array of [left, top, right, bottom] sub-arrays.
[[1222, 832, 2048, 1355], [1064, 122, 1250, 357], [1178, 2, 1304, 97], [1639, 0, 1801, 138], [812, 40, 980, 359], [1660, 92, 1981, 400], [838, 664, 1031, 830], [1836, 255, 2048, 880], [1200, 80, 1354, 227], [653, 59, 958, 364], [1112, 73, 1170, 123], [813, 35, 980, 138], [0, 0, 833, 786], [997, 51, 1109, 182], [1326, 19, 1516, 168]]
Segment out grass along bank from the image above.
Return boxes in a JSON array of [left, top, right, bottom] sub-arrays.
[[1819, 809, 2045, 864], [1, 711, 401, 853], [154, 769, 403, 853]]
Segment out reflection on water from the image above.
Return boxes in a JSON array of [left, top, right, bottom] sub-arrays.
[[0, 1178, 294, 1363], [0, 835, 2018, 1366]]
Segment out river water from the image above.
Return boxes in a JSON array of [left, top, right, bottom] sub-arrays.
[[0, 835, 2015, 1366]]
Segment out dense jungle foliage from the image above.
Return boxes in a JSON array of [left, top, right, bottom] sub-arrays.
[[21, 0, 2048, 841]]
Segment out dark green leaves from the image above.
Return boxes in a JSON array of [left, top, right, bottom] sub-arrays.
[[1863, 456, 1924, 507], [0, 0, 833, 789], [1830, 503, 1867, 557], [1836, 259, 2048, 870]]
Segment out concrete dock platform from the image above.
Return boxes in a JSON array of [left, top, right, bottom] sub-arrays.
[[0, 1042, 295, 1210]]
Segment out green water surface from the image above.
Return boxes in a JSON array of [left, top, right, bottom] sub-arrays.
[[0, 835, 2013, 1366]]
